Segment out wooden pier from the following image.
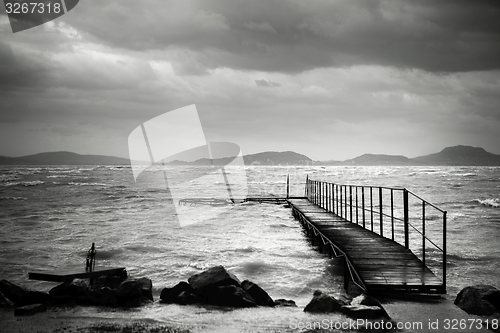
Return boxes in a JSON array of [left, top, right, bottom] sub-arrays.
[[287, 178, 447, 296]]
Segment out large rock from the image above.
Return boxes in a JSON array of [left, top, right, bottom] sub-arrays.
[[136, 277, 154, 302], [188, 266, 241, 295], [241, 280, 274, 307], [0, 290, 14, 307], [341, 304, 388, 319], [14, 303, 47, 316], [160, 281, 194, 304], [471, 285, 500, 310], [455, 286, 496, 316], [274, 299, 297, 307], [304, 290, 345, 313], [89, 287, 118, 307], [206, 285, 256, 308], [345, 294, 389, 319], [114, 278, 153, 307], [49, 279, 90, 299], [0, 280, 49, 306], [177, 291, 204, 305]]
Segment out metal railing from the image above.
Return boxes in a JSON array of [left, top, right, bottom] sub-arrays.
[[305, 176, 447, 290]]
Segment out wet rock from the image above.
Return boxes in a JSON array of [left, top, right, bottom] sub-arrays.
[[115, 279, 152, 307], [455, 286, 497, 316], [136, 277, 153, 302], [241, 280, 274, 307], [206, 285, 256, 308], [188, 266, 241, 296], [304, 290, 345, 313], [351, 294, 381, 307], [341, 304, 388, 319], [14, 303, 47, 316], [472, 285, 500, 310], [49, 279, 90, 300], [0, 280, 50, 306], [274, 299, 297, 307], [160, 282, 194, 304], [89, 287, 117, 307], [0, 290, 14, 307], [177, 291, 204, 305]]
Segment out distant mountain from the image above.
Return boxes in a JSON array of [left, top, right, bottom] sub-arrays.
[[0, 151, 131, 165], [340, 154, 410, 166], [1, 145, 499, 166], [243, 151, 312, 165], [410, 145, 500, 166], [173, 151, 313, 166]]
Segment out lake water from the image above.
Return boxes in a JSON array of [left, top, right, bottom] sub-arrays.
[[0, 165, 499, 331]]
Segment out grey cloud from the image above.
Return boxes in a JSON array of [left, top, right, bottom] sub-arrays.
[[255, 79, 280, 87], [65, 0, 500, 73]]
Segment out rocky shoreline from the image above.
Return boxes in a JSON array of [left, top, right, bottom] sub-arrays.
[[2, 265, 500, 332]]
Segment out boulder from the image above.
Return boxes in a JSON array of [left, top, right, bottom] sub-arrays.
[[241, 280, 274, 307], [206, 285, 256, 308], [304, 290, 345, 313], [160, 282, 194, 304], [274, 299, 297, 307], [136, 277, 154, 302], [0, 280, 49, 306], [89, 287, 118, 307], [49, 279, 90, 300], [14, 303, 47, 316], [472, 285, 500, 310], [455, 286, 496, 316], [177, 291, 204, 305], [351, 294, 381, 307], [114, 279, 152, 307], [188, 266, 241, 295], [0, 290, 14, 307], [341, 304, 388, 319]]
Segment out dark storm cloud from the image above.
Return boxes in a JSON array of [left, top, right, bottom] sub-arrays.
[[67, 0, 500, 73]]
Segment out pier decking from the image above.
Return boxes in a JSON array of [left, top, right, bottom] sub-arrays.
[[289, 198, 444, 295]]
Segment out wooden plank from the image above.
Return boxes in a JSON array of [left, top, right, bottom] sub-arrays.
[[29, 267, 126, 282], [288, 198, 444, 294]]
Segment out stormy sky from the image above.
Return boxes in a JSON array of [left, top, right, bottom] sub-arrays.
[[1, 0, 499, 161]]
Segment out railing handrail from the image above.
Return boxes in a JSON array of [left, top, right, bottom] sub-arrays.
[[305, 177, 447, 290]]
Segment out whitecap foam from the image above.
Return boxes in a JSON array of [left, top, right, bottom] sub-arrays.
[[474, 198, 500, 208], [3, 180, 45, 187]]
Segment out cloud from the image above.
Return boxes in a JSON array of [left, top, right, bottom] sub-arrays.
[[255, 79, 281, 87], [60, 0, 500, 74]]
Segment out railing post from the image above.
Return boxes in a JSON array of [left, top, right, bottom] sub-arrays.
[[391, 189, 394, 241], [340, 185, 343, 218], [370, 187, 374, 232], [403, 189, 409, 249], [443, 211, 447, 292], [355, 187, 359, 225], [286, 174, 290, 199], [349, 186, 353, 222], [422, 201, 426, 266], [362, 187, 366, 228], [379, 187, 383, 237], [336, 185, 339, 215], [345, 186, 348, 220], [305, 175, 309, 198]]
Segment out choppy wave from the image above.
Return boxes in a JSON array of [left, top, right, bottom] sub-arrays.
[[2, 180, 45, 187], [67, 182, 107, 186], [474, 198, 500, 208], [0, 196, 27, 200]]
